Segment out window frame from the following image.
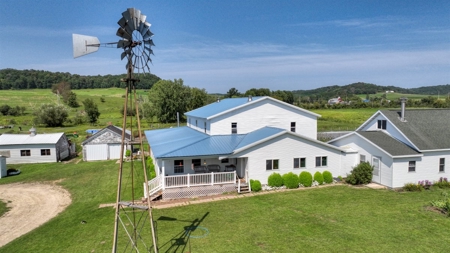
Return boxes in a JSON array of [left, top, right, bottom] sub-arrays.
[[290, 122, 296, 132], [174, 160, 184, 174], [40, 149, 51, 156], [439, 158, 445, 172], [192, 159, 201, 167], [377, 120, 387, 130], [231, 122, 237, 134], [266, 159, 279, 170], [20, 150, 31, 157], [360, 154, 366, 163], [315, 156, 327, 167], [293, 157, 306, 169], [408, 161, 416, 172]]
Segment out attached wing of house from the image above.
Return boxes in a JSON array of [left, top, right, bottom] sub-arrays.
[[330, 108, 450, 188]]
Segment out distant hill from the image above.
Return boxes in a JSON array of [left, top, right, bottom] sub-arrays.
[[0, 68, 161, 90], [293, 82, 450, 98]]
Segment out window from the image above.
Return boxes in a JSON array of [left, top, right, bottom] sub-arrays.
[[377, 120, 387, 130], [20, 150, 30, 156], [195, 120, 198, 127], [174, 160, 184, 174], [315, 156, 327, 167], [290, 122, 296, 132], [266, 159, 279, 170], [221, 158, 229, 163], [372, 157, 380, 176], [439, 158, 445, 172], [408, 161, 416, 172], [360, 154, 366, 163], [204, 122, 207, 133], [294, 158, 306, 168], [231, 122, 237, 134], [192, 159, 201, 167], [41, 149, 51, 156]]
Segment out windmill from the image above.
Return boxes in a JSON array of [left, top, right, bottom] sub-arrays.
[[73, 8, 158, 253]]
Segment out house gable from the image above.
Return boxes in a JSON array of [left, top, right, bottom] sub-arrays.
[[82, 125, 131, 145]]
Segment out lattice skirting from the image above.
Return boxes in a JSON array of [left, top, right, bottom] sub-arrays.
[[162, 184, 236, 200]]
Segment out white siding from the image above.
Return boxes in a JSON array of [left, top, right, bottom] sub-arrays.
[[85, 144, 108, 161], [232, 134, 342, 184], [330, 134, 394, 187], [209, 100, 317, 138], [392, 151, 450, 188], [0, 144, 57, 164]]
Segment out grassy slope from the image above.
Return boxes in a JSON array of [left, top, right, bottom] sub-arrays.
[[311, 108, 378, 131], [1, 161, 450, 252]]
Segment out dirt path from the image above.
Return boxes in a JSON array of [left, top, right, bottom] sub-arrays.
[[0, 182, 72, 247]]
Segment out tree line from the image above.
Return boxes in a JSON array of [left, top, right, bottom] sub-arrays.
[[0, 68, 160, 90]]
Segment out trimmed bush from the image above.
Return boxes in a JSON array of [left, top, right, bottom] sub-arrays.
[[299, 171, 313, 187], [323, 170, 333, 184], [282, 172, 299, 189], [268, 172, 283, 187], [346, 162, 373, 185], [314, 171, 324, 185], [250, 179, 262, 192], [403, 183, 424, 192]]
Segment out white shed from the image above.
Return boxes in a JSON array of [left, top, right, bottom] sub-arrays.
[[0, 127, 71, 164], [81, 125, 131, 161]]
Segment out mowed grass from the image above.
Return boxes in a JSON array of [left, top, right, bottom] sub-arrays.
[[1, 161, 450, 252]]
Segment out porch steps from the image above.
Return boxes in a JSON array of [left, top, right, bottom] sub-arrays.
[[149, 190, 162, 201], [237, 183, 251, 194]]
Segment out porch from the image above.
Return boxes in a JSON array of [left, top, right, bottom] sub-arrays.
[[145, 171, 250, 200]]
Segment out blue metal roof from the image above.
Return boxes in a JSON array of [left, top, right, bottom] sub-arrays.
[[185, 96, 264, 119], [145, 126, 286, 159]]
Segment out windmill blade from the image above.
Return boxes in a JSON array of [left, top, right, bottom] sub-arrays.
[[117, 39, 131, 49], [72, 34, 100, 58], [143, 30, 154, 40], [144, 39, 155, 47], [139, 14, 147, 24], [116, 27, 132, 40]]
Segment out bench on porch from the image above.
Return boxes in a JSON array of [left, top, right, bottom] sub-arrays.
[[207, 164, 221, 172]]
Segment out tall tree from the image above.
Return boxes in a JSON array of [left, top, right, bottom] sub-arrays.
[[226, 87, 240, 98], [148, 79, 190, 123], [187, 87, 208, 111], [34, 104, 68, 127], [83, 98, 100, 124]]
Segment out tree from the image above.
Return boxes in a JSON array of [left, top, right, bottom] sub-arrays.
[[66, 92, 79, 108], [226, 88, 240, 98], [83, 98, 100, 124], [52, 81, 72, 103], [187, 87, 208, 111], [148, 79, 190, 123], [34, 104, 68, 127]]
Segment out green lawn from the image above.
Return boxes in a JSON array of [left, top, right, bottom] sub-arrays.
[[311, 108, 379, 131], [0, 200, 9, 218], [1, 161, 450, 252]]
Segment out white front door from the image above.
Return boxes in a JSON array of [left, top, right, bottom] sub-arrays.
[[372, 156, 381, 183]]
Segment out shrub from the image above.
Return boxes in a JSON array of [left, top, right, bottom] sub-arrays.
[[125, 150, 131, 157], [250, 179, 262, 192], [346, 162, 373, 185], [267, 172, 283, 187], [403, 183, 424, 192], [323, 171, 333, 184], [299, 171, 313, 187], [314, 171, 324, 185], [434, 177, 450, 189], [146, 157, 156, 179], [430, 192, 450, 216], [282, 172, 299, 189]]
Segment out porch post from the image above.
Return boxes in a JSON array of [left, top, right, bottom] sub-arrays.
[[162, 160, 166, 190]]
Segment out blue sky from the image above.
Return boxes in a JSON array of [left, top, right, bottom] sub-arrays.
[[0, 0, 449, 93]]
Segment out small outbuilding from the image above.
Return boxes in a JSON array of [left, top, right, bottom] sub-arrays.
[[0, 127, 72, 164], [81, 125, 132, 161]]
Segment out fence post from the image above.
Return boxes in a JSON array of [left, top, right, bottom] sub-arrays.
[[187, 173, 190, 188], [211, 172, 214, 185]]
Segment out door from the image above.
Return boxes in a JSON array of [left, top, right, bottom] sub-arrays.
[[108, 144, 122, 159], [372, 156, 381, 183]]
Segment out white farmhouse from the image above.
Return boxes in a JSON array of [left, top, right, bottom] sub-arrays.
[[145, 96, 347, 199], [329, 100, 450, 188], [0, 127, 71, 164]]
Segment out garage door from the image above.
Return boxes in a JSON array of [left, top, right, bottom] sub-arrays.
[[109, 144, 123, 159], [85, 144, 108, 161]]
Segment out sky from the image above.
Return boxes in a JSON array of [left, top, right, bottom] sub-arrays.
[[0, 0, 449, 93]]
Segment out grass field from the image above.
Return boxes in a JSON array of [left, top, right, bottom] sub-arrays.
[[1, 161, 450, 252], [356, 92, 443, 100], [311, 108, 379, 131]]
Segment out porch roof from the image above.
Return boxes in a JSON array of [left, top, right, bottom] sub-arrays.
[[145, 126, 285, 159]]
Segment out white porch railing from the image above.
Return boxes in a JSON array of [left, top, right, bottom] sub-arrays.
[[165, 171, 236, 188], [144, 175, 162, 198], [145, 171, 236, 197]]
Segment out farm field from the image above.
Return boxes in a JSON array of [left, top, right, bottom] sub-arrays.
[[311, 108, 379, 131], [1, 160, 450, 252], [356, 92, 443, 100]]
